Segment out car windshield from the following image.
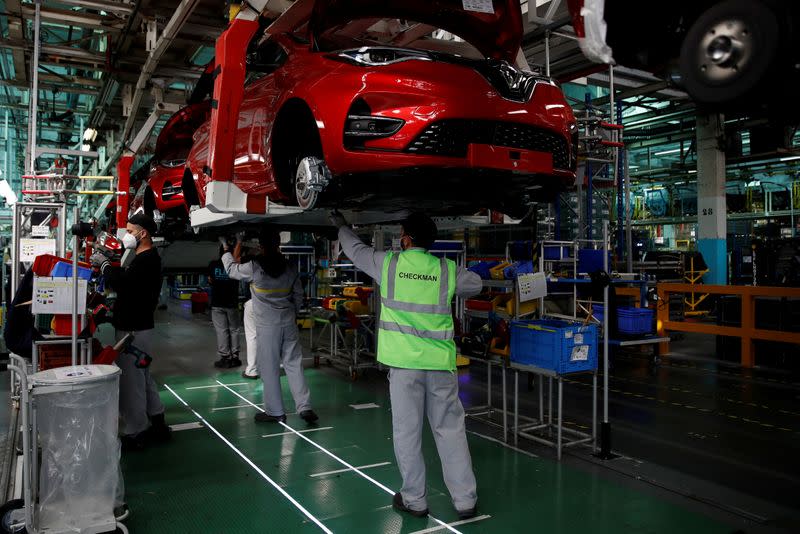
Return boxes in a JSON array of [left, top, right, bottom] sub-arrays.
[[312, 18, 484, 60]]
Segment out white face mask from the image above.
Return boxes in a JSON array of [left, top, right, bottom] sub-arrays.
[[122, 232, 139, 250]]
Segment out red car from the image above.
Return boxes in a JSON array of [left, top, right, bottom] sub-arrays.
[[184, 0, 577, 217], [131, 101, 211, 233]]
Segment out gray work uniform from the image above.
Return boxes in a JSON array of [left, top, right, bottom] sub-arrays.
[[114, 329, 164, 436], [211, 307, 242, 359], [243, 299, 259, 376], [337, 226, 481, 512], [222, 253, 311, 416]]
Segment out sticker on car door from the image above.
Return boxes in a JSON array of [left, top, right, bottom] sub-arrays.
[[462, 0, 494, 14]]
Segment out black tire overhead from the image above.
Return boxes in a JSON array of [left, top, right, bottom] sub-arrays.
[[679, 0, 779, 105]]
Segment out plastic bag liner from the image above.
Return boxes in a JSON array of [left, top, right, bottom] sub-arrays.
[[32, 365, 121, 531], [579, 0, 614, 64]]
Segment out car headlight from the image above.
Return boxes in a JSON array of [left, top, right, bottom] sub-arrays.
[[336, 47, 431, 66]]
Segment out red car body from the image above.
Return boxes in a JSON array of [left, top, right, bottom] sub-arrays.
[[184, 0, 577, 216], [130, 101, 211, 228]]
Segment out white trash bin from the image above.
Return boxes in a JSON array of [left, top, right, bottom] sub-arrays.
[[28, 365, 122, 534]]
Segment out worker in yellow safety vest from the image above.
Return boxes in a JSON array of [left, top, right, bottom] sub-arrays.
[[329, 211, 482, 520]]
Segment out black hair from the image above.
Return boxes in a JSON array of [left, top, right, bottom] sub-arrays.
[[401, 212, 437, 250], [256, 228, 286, 278], [128, 213, 157, 237]]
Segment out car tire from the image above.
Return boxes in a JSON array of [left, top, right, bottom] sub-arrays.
[[679, 0, 779, 105], [273, 101, 328, 209], [181, 169, 200, 207]]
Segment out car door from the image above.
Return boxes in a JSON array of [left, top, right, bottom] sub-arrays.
[[233, 39, 288, 195]]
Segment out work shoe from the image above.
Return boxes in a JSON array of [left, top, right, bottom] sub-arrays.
[[143, 413, 172, 444], [120, 434, 146, 452], [229, 357, 243, 368], [299, 410, 319, 423], [241, 371, 260, 380], [456, 503, 478, 520], [254, 412, 286, 423], [213, 357, 231, 368], [392, 492, 428, 518], [114, 503, 130, 522]]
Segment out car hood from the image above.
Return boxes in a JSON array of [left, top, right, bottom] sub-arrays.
[[154, 101, 211, 162], [310, 0, 524, 63]]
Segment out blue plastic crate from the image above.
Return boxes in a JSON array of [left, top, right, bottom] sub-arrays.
[[543, 246, 571, 260], [592, 305, 654, 335], [468, 261, 500, 280], [577, 249, 612, 274], [510, 320, 598, 374], [50, 261, 92, 280]]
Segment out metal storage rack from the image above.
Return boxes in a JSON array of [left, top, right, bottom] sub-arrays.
[[462, 242, 538, 442], [310, 245, 378, 380], [280, 244, 316, 308], [510, 362, 597, 460], [309, 306, 376, 381]]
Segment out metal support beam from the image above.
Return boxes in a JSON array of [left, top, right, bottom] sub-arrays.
[[696, 113, 727, 285], [119, 0, 202, 143], [19, 6, 125, 32], [6, 0, 27, 84], [116, 155, 134, 229], [27, 0, 42, 174], [35, 147, 99, 158], [56, 0, 136, 15], [128, 102, 182, 155]]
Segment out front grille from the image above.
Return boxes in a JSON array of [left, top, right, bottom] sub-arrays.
[[405, 120, 571, 170]]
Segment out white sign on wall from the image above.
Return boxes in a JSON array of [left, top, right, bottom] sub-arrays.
[[32, 276, 88, 315], [20, 239, 56, 262], [30, 225, 51, 238]]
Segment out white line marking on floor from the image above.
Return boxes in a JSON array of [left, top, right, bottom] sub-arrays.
[[409, 515, 491, 534], [263, 427, 334, 438], [349, 403, 380, 410], [170, 422, 203, 432], [164, 384, 333, 534], [310, 462, 391, 478], [212, 404, 253, 412], [186, 382, 247, 390], [466, 430, 540, 459], [214, 380, 465, 534]]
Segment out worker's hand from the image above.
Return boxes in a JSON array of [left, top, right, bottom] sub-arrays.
[[235, 231, 246, 243], [329, 210, 347, 229], [218, 236, 230, 252], [89, 251, 109, 272]]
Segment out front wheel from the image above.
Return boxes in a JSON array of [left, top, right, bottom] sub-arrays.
[[678, 0, 779, 104], [293, 157, 332, 210]]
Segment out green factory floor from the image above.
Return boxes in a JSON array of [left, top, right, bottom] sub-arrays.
[[120, 368, 735, 534]]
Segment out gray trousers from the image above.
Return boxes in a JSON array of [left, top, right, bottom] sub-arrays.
[[211, 306, 242, 359], [243, 300, 258, 375], [114, 329, 165, 437], [388, 367, 477, 512], [256, 322, 311, 416]]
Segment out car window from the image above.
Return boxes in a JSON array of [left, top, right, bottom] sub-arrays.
[[245, 39, 288, 82]]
